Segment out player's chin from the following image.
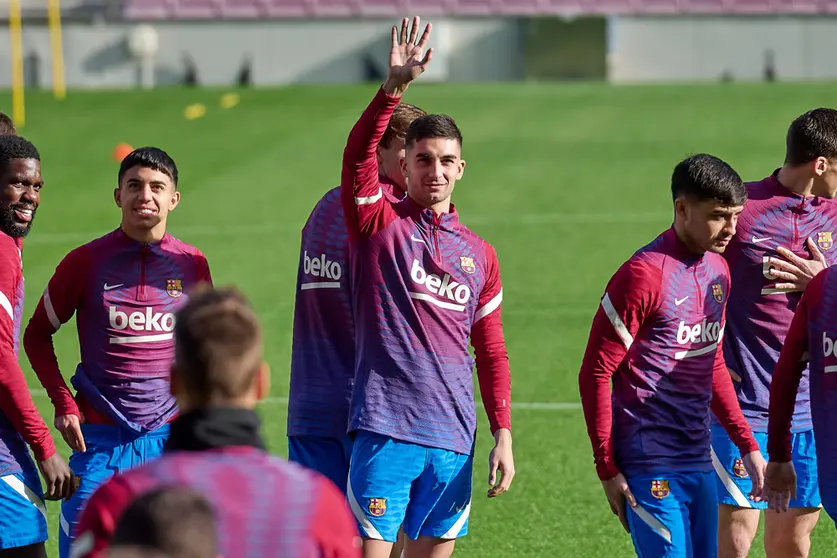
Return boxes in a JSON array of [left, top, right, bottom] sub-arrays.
[[708, 240, 732, 253]]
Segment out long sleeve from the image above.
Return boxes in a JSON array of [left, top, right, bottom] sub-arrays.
[[0, 241, 55, 461], [340, 87, 401, 241], [23, 246, 89, 418], [194, 252, 212, 286], [309, 477, 362, 558], [70, 475, 134, 558], [578, 260, 661, 481], [471, 242, 511, 433], [710, 303, 759, 455], [767, 272, 819, 462]]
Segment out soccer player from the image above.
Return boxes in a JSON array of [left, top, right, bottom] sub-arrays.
[[711, 108, 837, 558], [70, 287, 361, 558], [22, 147, 212, 558], [342, 17, 514, 558], [0, 135, 76, 557], [288, 101, 426, 492], [578, 154, 765, 558]]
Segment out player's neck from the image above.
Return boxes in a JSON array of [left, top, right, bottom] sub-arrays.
[[776, 166, 832, 198], [121, 222, 166, 244], [673, 222, 706, 256]]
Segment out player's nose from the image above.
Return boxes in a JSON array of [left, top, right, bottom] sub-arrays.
[[20, 185, 39, 206]]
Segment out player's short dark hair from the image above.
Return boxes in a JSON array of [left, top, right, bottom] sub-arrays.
[[406, 114, 463, 149], [785, 108, 837, 165], [0, 135, 40, 174], [111, 486, 217, 558], [0, 113, 17, 136], [118, 147, 179, 189], [671, 154, 747, 207], [174, 286, 262, 404], [380, 103, 427, 149]]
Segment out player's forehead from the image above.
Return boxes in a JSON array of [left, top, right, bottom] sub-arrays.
[[694, 198, 744, 216], [3, 158, 41, 182], [408, 137, 461, 158], [120, 165, 173, 187]]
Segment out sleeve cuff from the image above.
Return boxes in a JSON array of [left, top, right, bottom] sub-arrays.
[[32, 438, 56, 462], [596, 461, 620, 481]]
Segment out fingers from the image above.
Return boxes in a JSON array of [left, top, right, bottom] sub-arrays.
[[775, 247, 804, 267], [728, 368, 742, 382], [408, 16, 419, 45], [420, 48, 434, 70], [622, 486, 637, 509], [614, 494, 630, 533], [399, 17, 408, 45], [417, 23, 432, 49], [807, 237, 827, 264], [488, 456, 497, 488], [496, 463, 515, 495], [769, 257, 803, 276], [391, 25, 398, 48], [72, 424, 86, 453]]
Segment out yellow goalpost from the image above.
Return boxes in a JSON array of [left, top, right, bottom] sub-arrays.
[[8, 0, 66, 128]]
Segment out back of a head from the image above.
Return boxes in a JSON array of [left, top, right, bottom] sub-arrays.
[[110, 487, 217, 558], [174, 286, 262, 405], [118, 146, 179, 187], [785, 108, 837, 165], [0, 135, 39, 173], [380, 103, 427, 149], [0, 113, 17, 136], [405, 114, 463, 149], [671, 153, 747, 206]]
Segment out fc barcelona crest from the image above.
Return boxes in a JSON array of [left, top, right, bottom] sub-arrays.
[[712, 283, 724, 304], [650, 480, 670, 499], [733, 458, 748, 478], [166, 279, 183, 298], [368, 498, 387, 517], [818, 231, 834, 251], [459, 256, 476, 275]]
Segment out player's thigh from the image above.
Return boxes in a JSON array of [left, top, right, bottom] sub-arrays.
[[717, 504, 760, 558], [0, 471, 48, 551], [403, 537, 456, 558], [764, 507, 820, 556], [711, 426, 765, 510], [624, 474, 689, 558], [348, 431, 424, 543], [288, 435, 353, 494], [406, 450, 472, 542]]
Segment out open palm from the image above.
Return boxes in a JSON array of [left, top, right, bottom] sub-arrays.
[[388, 16, 433, 88]]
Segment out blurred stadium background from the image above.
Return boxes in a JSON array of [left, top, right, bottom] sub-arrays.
[[2, 0, 837, 556]]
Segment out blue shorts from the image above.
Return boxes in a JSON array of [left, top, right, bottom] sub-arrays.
[[626, 470, 717, 558], [59, 424, 170, 558], [288, 435, 353, 494], [347, 431, 472, 543], [711, 426, 820, 510], [0, 468, 47, 549]]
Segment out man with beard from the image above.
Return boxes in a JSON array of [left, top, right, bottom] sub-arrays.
[[0, 135, 75, 557], [23, 146, 212, 558]]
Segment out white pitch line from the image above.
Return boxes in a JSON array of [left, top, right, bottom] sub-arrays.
[[27, 388, 580, 411]]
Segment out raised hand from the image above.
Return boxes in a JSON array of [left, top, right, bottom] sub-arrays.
[[383, 16, 433, 97]]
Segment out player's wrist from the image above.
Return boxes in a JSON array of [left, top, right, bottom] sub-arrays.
[[381, 79, 408, 98], [493, 428, 511, 446]]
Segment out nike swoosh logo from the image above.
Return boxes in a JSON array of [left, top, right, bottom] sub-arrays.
[[103, 283, 123, 291], [675, 297, 689, 306], [752, 236, 771, 244], [410, 234, 426, 244]]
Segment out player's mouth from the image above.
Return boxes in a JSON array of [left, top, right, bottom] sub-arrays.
[[134, 207, 157, 216], [13, 206, 34, 223], [715, 238, 731, 247]]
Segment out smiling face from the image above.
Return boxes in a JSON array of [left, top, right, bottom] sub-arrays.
[[114, 165, 180, 242], [0, 158, 42, 238]]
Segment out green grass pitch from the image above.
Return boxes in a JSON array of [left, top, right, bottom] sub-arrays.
[[2, 81, 836, 557]]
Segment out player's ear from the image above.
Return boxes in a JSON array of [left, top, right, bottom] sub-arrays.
[[255, 361, 270, 401], [376, 146, 383, 167], [169, 189, 181, 211], [674, 197, 689, 220], [399, 154, 408, 177], [456, 159, 466, 180], [815, 156, 828, 177], [114, 187, 122, 208]]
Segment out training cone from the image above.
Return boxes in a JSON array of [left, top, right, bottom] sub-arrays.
[[113, 143, 134, 162]]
